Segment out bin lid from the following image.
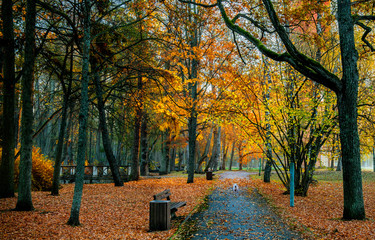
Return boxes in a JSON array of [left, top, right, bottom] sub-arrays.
[[150, 200, 170, 203]]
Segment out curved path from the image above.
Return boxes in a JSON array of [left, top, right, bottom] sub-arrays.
[[190, 171, 301, 240]]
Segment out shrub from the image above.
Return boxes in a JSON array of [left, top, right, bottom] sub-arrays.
[[12, 146, 54, 191]]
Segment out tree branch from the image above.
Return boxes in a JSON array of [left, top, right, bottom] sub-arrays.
[[216, 0, 342, 93], [177, 0, 218, 8], [354, 21, 375, 51], [36, 0, 81, 52]]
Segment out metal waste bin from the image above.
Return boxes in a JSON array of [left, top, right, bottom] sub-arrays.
[[149, 200, 171, 231], [206, 171, 213, 180]]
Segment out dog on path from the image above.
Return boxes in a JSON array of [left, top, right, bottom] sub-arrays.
[[233, 183, 239, 193]]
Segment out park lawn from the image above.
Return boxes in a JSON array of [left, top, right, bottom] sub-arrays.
[[0, 176, 213, 240], [252, 171, 375, 240]]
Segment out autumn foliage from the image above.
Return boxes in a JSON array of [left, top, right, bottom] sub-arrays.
[[0, 146, 54, 191], [250, 175, 375, 240], [0, 176, 212, 240]]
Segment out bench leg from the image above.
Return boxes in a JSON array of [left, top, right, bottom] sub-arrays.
[[171, 209, 177, 219]]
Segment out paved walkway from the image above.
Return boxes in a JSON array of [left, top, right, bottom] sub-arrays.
[[190, 171, 301, 240]]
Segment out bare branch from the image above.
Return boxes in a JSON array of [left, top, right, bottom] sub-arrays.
[[355, 21, 375, 51], [177, 0, 218, 8], [355, 15, 375, 21], [232, 31, 246, 64], [216, 0, 342, 93], [36, 0, 81, 52], [232, 13, 273, 34]]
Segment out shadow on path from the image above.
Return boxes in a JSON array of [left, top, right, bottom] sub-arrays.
[[190, 171, 301, 240]]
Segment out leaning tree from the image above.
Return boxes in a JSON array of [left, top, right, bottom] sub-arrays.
[[180, 0, 374, 220]]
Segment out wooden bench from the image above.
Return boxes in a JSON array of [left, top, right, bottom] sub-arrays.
[[153, 189, 186, 218]]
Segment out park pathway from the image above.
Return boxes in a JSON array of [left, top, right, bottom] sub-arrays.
[[190, 171, 302, 240]]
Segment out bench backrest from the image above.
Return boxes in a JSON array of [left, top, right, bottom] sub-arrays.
[[154, 189, 171, 200]]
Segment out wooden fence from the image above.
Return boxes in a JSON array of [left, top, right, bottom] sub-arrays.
[[60, 165, 129, 183]]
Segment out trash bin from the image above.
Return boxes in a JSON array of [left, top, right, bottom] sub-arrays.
[[149, 200, 171, 231], [206, 171, 213, 180]]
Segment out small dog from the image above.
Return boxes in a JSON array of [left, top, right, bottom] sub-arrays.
[[233, 183, 239, 193]]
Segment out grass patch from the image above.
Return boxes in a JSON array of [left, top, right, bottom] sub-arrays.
[[170, 194, 210, 240], [314, 170, 375, 183]]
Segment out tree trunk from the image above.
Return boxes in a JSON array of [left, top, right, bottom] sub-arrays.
[[170, 147, 176, 172], [62, 106, 73, 166], [220, 133, 227, 170], [336, 155, 342, 172], [263, 123, 273, 182], [187, 2, 199, 183], [129, 75, 143, 181], [187, 109, 197, 183], [263, 57, 273, 183], [88, 127, 93, 164], [205, 126, 221, 171], [64, 109, 74, 165], [336, 0, 365, 220], [160, 130, 170, 175], [212, 126, 221, 171], [221, 145, 228, 170], [337, 92, 364, 219], [300, 135, 322, 196], [184, 145, 189, 171], [51, 84, 71, 195], [229, 141, 235, 170], [67, 0, 91, 226], [93, 61, 123, 186], [0, 0, 16, 198], [96, 129, 102, 164], [196, 127, 213, 172], [178, 149, 183, 171], [140, 114, 148, 176], [51, 38, 74, 195], [15, 0, 36, 211], [263, 160, 272, 183], [129, 109, 141, 181]]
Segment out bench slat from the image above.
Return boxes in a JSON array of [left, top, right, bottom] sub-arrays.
[[153, 190, 186, 219], [171, 201, 186, 210], [154, 189, 171, 200]]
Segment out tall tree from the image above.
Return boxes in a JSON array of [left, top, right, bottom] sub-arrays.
[[187, 2, 199, 183], [140, 114, 149, 176], [51, 42, 75, 196], [129, 75, 143, 181], [160, 129, 170, 175], [229, 140, 235, 171], [263, 58, 272, 183], [0, 0, 16, 198], [212, 0, 365, 220], [220, 135, 228, 170], [67, 0, 91, 226], [92, 60, 123, 186], [336, 0, 364, 220], [205, 125, 221, 171], [196, 127, 214, 172], [15, 0, 36, 211]]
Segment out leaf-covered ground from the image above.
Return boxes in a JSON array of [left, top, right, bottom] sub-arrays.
[[3, 171, 374, 240], [0, 176, 213, 240], [251, 174, 375, 240], [189, 173, 301, 240]]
